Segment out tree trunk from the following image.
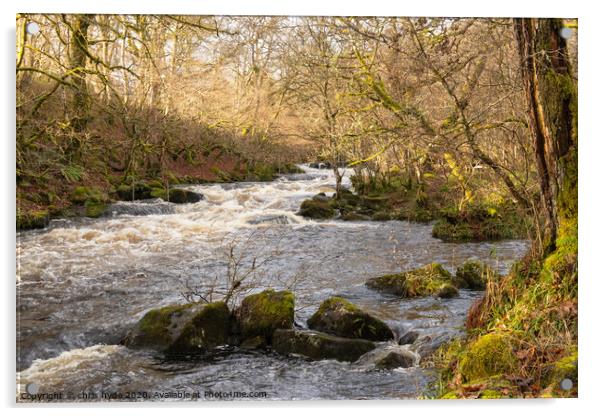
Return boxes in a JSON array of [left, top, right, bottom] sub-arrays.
[[68, 14, 93, 132], [514, 18, 577, 253]]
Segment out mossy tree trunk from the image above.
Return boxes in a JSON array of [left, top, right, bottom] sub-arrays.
[[67, 14, 93, 133], [514, 18, 577, 253]]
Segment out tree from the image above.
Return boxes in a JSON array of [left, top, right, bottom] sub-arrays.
[[514, 18, 577, 252]]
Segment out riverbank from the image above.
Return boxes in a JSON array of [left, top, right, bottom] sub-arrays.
[[297, 167, 532, 243]]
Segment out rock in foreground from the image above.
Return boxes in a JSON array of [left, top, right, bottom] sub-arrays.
[[124, 301, 230, 355], [235, 289, 294, 342], [272, 329, 376, 362], [307, 297, 394, 341]]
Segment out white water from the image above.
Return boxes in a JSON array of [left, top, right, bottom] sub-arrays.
[[16, 165, 529, 401]]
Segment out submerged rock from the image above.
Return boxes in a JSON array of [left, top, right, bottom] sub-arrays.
[[235, 289, 295, 342], [272, 329, 376, 362], [454, 261, 498, 290], [398, 330, 420, 345], [307, 297, 394, 341], [356, 345, 419, 369], [124, 301, 230, 355], [365, 263, 455, 298]]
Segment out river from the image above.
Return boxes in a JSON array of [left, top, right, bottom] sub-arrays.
[[16, 165, 528, 401]]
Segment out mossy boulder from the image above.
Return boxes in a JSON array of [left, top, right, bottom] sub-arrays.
[[297, 198, 335, 219], [272, 329, 376, 362], [454, 261, 498, 290], [365, 263, 454, 298], [542, 349, 578, 395], [116, 183, 153, 201], [84, 201, 107, 218], [166, 188, 203, 204], [16, 210, 49, 231], [124, 301, 231, 355], [236, 289, 295, 342], [458, 332, 518, 382], [436, 283, 460, 298], [307, 297, 394, 341]]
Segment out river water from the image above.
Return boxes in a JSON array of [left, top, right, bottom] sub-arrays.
[[16, 165, 528, 401]]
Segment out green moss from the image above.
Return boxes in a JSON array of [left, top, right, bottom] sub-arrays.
[[436, 283, 459, 298], [454, 261, 498, 290], [440, 392, 459, 399], [70, 186, 108, 205], [458, 333, 518, 382], [16, 210, 49, 231], [479, 389, 503, 399], [237, 289, 295, 341], [366, 263, 454, 298], [126, 302, 231, 354], [70, 186, 90, 204], [168, 301, 230, 354], [84, 200, 107, 218], [135, 303, 194, 348]]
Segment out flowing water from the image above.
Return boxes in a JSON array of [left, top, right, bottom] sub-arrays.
[[16, 165, 529, 401]]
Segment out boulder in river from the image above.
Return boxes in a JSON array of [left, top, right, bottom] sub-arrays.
[[307, 297, 394, 341], [272, 329, 376, 362], [436, 283, 460, 298], [124, 301, 230, 355], [398, 330, 420, 345], [454, 261, 498, 290], [165, 188, 204, 204], [365, 263, 455, 298], [297, 198, 335, 219], [356, 345, 419, 370], [236, 289, 295, 342]]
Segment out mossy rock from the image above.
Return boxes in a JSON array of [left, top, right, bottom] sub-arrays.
[[436, 283, 459, 298], [272, 329, 376, 362], [359, 195, 388, 209], [236, 289, 294, 342], [542, 349, 578, 395], [166, 188, 203, 204], [124, 301, 231, 355], [458, 332, 518, 382], [307, 297, 394, 341], [454, 261, 498, 290], [297, 198, 335, 219], [116, 183, 153, 201], [70, 186, 108, 205], [365, 263, 454, 298], [84, 201, 107, 218], [16, 210, 49, 231]]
